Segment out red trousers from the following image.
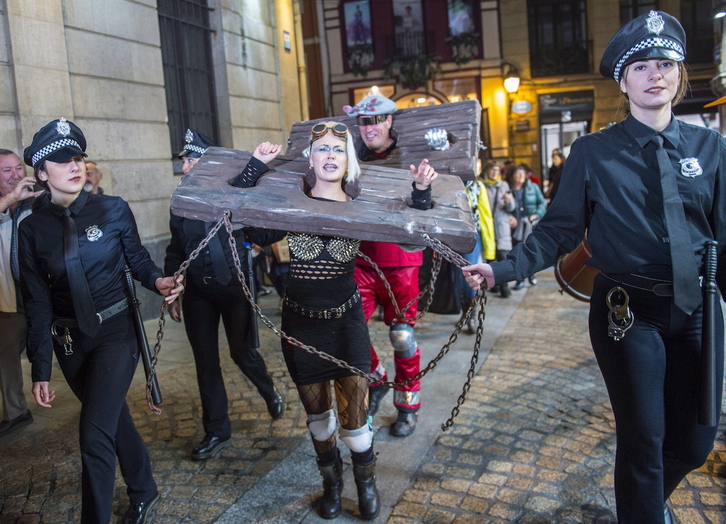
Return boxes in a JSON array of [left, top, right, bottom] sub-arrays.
[[354, 264, 421, 410]]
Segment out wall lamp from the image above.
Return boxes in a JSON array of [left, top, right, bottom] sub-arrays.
[[716, 2, 726, 19], [502, 63, 520, 94]]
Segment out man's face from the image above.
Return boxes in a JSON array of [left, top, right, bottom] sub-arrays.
[[357, 114, 393, 153], [0, 154, 25, 196], [85, 162, 103, 191]]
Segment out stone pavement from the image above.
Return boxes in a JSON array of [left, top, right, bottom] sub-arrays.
[[1, 271, 724, 523]]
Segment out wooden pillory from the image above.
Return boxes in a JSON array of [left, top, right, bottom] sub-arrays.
[[170, 100, 482, 254]]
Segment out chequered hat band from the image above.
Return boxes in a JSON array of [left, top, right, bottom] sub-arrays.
[[32, 138, 82, 167], [613, 37, 684, 81], [182, 144, 207, 156]]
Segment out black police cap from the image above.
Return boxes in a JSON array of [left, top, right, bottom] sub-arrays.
[[23, 118, 87, 168], [600, 10, 685, 82], [180, 129, 215, 158]]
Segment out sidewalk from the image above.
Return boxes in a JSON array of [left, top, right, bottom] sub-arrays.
[[1, 271, 724, 523]]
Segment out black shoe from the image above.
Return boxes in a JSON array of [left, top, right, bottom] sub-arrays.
[[122, 492, 160, 524], [513, 281, 524, 290], [317, 452, 344, 519], [390, 410, 417, 437], [367, 386, 390, 417], [0, 410, 33, 438], [528, 276, 538, 286], [353, 457, 380, 520], [500, 284, 511, 298], [191, 435, 231, 460], [265, 391, 285, 420]]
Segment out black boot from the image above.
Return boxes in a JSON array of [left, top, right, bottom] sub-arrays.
[[460, 297, 475, 335], [316, 451, 343, 519], [353, 456, 380, 520]]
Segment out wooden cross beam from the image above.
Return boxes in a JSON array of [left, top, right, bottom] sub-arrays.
[[170, 146, 477, 254]]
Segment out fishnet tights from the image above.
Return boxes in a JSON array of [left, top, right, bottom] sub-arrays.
[[297, 375, 369, 456]]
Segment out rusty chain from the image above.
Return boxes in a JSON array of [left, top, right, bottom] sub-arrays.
[[148, 213, 487, 429]]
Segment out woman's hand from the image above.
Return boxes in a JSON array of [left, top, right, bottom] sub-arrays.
[[155, 274, 185, 303], [410, 159, 438, 190], [252, 142, 283, 164], [33, 381, 55, 408], [462, 263, 495, 291]]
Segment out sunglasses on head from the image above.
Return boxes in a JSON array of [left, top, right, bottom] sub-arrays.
[[311, 122, 348, 142], [356, 114, 388, 126]]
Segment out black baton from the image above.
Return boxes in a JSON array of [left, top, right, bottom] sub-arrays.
[[244, 242, 260, 349], [124, 268, 162, 405], [698, 240, 718, 427]]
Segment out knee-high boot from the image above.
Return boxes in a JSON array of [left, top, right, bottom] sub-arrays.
[[316, 450, 343, 519], [352, 455, 380, 520]]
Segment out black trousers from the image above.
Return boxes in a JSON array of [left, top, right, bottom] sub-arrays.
[[590, 274, 723, 523], [183, 277, 276, 438], [55, 312, 156, 524]]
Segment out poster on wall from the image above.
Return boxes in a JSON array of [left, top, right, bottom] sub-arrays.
[[344, 1, 372, 47], [392, 0, 424, 55], [447, 0, 475, 35]]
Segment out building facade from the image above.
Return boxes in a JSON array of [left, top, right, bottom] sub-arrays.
[[302, 0, 719, 181], [0, 0, 307, 314]]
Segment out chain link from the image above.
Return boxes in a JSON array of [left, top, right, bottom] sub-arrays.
[[150, 213, 488, 429]]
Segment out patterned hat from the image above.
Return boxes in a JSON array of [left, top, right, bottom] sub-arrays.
[[600, 10, 686, 82], [23, 118, 87, 168], [180, 129, 215, 158], [342, 95, 398, 118]]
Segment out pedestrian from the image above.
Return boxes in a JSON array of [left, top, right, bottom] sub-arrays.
[[83, 160, 104, 194], [343, 94, 431, 436], [229, 121, 437, 520], [0, 149, 42, 438], [544, 149, 566, 206], [165, 130, 285, 462], [483, 161, 515, 298], [463, 11, 725, 523], [507, 163, 545, 289], [19, 118, 183, 524]]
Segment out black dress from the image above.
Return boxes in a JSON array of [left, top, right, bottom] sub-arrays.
[[281, 231, 370, 385]]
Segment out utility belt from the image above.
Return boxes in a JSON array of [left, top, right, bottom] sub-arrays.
[[284, 290, 360, 320], [601, 273, 675, 297], [51, 297, 130, 355]]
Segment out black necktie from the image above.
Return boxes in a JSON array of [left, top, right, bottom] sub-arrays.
[[652, 134, 701, 314], [205, 222, 232, 285], [63, 209, 100, 335]]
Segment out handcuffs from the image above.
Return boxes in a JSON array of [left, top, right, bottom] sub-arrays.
[[606, 286, 634, 341], [51, 323, 74, 355]]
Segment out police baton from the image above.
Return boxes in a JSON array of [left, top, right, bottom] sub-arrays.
[[124, 268, 162, 406], [698, 240, 718, 427]]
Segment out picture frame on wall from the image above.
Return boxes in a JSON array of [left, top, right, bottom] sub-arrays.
[[344, 0, 372, 47]]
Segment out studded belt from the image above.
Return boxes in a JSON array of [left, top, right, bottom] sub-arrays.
[[601, 273, 675, 297], [284, 290, 360, 319]]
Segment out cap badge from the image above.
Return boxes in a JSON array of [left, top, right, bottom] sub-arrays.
[[646, 11, 664, 36], [85, 225, 103, 242], [185, 129, 194, 144], [678, 158, 702, 178], [56, 118, 71, 137]]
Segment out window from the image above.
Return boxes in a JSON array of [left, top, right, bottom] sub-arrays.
[[620, 0, 658, 25], [680, 0, 713, 64], [527, 0, 589, 77], [157, 0, 219, 162]]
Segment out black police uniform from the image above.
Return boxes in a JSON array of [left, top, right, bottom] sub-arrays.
[[19, 190, 161, 523], [165, 155, 284, 442], [492, 113, 726, 521], [489, 11, 725, 522]]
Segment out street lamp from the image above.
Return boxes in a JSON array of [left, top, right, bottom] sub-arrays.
[[715, 2, 726, 19], [502, 63, 521, 160]]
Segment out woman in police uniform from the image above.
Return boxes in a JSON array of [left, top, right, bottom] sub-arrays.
[[18, 119, 182, 524], [463, 11, 725, 524]]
